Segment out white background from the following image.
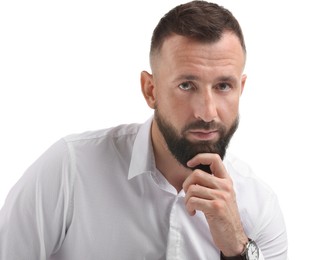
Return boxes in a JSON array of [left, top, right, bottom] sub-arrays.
[[0, 0, 309, 259]]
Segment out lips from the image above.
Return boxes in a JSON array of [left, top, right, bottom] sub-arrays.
[[187, 129, 219, 141]]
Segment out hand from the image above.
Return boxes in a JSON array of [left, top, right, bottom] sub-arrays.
[[182, 153, 248, 256]]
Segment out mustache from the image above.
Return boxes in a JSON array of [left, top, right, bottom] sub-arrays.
[[182, 120, 225, 132]]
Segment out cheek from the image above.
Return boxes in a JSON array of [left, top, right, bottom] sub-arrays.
[[156, 87, 186, 111], [219, 97, 240, 123], [157, 91, 193, 125]]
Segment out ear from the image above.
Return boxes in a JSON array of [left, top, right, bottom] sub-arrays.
[[141, 70, 156, 109], [240, 74, 247, 95]]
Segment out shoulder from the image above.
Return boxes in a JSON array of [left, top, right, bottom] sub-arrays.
[[63, 123, 142, 145], [22, 123, 143, 182], [57, 123, 145, 173], [58, 123, 143, 156]]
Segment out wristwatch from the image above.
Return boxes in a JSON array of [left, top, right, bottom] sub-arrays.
[[220, 239, 259, 260]]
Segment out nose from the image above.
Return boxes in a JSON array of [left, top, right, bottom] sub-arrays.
[[194, 89, 218, 122]]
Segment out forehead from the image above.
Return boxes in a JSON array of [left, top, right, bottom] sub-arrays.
[[152, 32, 246, 76]]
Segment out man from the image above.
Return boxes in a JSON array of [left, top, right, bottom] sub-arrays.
[[0, 1, 287, 259]]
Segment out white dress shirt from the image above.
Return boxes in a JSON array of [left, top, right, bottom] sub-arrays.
[[0, 118, 288, 259]]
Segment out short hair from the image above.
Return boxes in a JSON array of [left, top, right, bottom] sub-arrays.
[[150, 0, 246, 59]]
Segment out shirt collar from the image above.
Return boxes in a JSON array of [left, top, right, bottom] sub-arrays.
[[128, 117, 156, 180]]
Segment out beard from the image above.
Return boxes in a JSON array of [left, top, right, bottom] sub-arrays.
[[154, 108, 239, 173]]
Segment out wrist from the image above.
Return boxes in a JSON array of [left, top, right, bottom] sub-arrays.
[[220, 238, 259, 260], [221, 235, 248, 257]]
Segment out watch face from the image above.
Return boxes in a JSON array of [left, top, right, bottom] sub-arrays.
[[247, 241, 259, 260]]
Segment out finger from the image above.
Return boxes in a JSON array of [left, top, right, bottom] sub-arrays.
[[184, 182, 226, 206], [184, 184, 212, 204], [185, 196, 225, 217], [187, 153, 228, 178], [183, 184, 208, 216], [183, 169, 216, 192]]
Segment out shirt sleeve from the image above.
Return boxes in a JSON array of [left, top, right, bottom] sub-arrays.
[[0, 139, 74, 259], [254, 193, 288, 260], [229, 154, 288, 260]]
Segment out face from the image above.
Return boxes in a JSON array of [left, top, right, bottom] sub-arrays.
[[141, 32, 246, 168]]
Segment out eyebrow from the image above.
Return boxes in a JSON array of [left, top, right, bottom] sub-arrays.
[[174, 74, 237, 83], [216, 76, 238, 83], [174, 74, 200, 82]]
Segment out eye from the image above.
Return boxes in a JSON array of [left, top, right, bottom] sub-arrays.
[[178, 82, 195, 91], [216, 82, 232, 92]]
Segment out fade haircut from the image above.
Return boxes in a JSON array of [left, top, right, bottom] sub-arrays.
[[150, 0, 246, 64]]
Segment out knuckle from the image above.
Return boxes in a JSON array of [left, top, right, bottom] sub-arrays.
[[211, 200, 225, 212], [222, 180, 234, 192], [192, 170, 203, 180], [192, 170, 208, 184], [187, 184, 200, 196], [213, 153, 221, 161], [220, 192, 232, 202]]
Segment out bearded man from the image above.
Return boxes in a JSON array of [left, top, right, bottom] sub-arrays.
[[0, 1, 287, 259]]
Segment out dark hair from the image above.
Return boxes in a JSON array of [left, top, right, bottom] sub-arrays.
[[150, 0, 246, 58]]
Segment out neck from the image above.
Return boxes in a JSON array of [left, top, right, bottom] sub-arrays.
[[151, 120, 191, 193]]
